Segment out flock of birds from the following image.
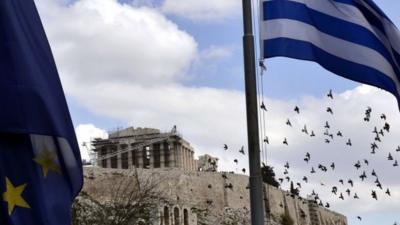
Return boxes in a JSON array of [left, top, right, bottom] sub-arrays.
[[222, 89, 399, 224]]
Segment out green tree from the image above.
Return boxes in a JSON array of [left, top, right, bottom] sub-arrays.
[[290, 181, 299, 196], [261, 164, 279, 188], [72, 168, 166, 225]]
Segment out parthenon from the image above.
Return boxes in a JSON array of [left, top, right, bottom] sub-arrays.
[[92, 126, 199, 171]]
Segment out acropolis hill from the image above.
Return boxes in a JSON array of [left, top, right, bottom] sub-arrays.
[[81, 127, 347, 225]]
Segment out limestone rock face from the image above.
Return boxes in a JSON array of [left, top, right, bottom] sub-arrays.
[[77, 167, 347, 225]]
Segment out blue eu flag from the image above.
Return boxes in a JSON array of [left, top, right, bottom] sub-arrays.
[[0, 0, 83, 224]]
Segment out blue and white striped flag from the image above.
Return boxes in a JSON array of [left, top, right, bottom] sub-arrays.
[[261, 0, 400, 107]]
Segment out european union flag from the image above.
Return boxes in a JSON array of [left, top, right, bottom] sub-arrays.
[[0, 0, 83, 224]]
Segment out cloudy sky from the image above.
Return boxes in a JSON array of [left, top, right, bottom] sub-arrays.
[[34, 0, 400, 224]]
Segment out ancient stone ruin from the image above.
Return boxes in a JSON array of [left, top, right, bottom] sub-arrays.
[[81, 127, 348, 225]]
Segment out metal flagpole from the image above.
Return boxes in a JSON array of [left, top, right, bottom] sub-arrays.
[[241, 0, 265, 225]]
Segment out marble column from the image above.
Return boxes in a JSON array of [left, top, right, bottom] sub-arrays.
[[117, 145, 122, 169], [137, 147, 144, 168], [183, 147, 187, 170], [176, 143, 182, 168], [160, 142, 165, 168], [182, 147, 186, 170], [128, 148, 133, 169], [190, 151, 194, 171], [149, 144, 154, 169]]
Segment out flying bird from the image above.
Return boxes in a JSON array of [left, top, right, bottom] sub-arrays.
[[371, 190, 378, 200], [359, 171, 367, 181], [284, 162, 290, 169], [332, 186, 337, 195], [375, 134, 381, 142], [264, 136, 269, 144], [354, 161, 361, 170], [283, 169, 289, 175], [286, 119, 292, 127], [259, 60, 267, 71], [283, 138, 288, 145], [383, 122, 390, 132], [239, 146, 245, 155], [346, 139, 352, 146], [324, 121, 330, 129], [337, 131, 343, 137], [294, 106, 300, 114], [348, 179, 354, 187], [224, 144, 228, 150], [366, 106, 372, 114], [339, 193, 344, 200], [373, 126, 378, 134], [326, 107, 333, 114], [364, 107, 372, 121], [260, 102, 267, 111], [302, 125, 308, 134], [327, 89, 333, 99], [371, 142, 378, 151], [310, 131, 316, 137]]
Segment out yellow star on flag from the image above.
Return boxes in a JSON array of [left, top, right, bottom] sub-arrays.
[[33, 146, 61, 178], [2, 177, 30, 215]]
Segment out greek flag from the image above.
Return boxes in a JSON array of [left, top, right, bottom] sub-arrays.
[[261, 0, 400, 107]]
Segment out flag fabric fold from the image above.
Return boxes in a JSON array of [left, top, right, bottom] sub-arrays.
[[0, 0, 83, 224], [261, 0, 400, 108]]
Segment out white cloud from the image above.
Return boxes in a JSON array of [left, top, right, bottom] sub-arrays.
[[75, 124, 108, 161], [162, 0, 241, 22], [36, 0, 197, 87], [201, 46, 234, 60]]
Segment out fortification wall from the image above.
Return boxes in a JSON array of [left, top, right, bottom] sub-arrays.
[[82, 167, 347, 225]]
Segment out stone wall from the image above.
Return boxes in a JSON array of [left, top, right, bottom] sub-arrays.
[[82, 167, 347, 225]]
